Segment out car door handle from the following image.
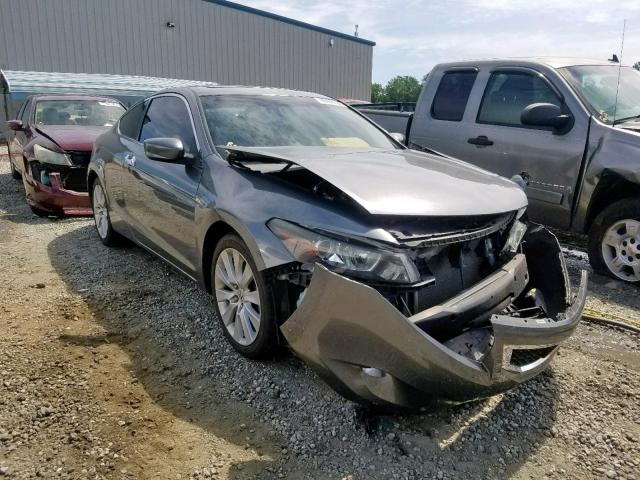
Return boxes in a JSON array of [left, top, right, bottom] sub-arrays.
[[124, 153, 136, 168], [467, 136, 494, 146]]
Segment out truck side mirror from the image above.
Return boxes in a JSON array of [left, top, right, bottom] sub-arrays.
[[6, 119, 24, 131], [521, 103, 572, 133]]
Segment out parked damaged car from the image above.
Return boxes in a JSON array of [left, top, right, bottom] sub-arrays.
[[88, 87, 588, 409], [6, 94, 126, 216]]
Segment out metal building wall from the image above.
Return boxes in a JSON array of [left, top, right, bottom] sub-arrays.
[[0, 0, 373, 100]]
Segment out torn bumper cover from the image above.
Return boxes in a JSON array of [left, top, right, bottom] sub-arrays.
[[280, 227, 588, 409], [24, 171, 91, 216]]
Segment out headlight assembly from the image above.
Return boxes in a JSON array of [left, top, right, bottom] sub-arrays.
[[33, 145, 71, 166], [503, 219, 528, 254], [268, 219, 421, 284]]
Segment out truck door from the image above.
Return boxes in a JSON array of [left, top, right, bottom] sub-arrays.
[[451, 68, 587, 229], [410, 69, 480, 160]]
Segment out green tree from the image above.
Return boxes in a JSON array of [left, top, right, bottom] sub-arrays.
[[370, 82, 386, 103], [633, 61, 640, 71], [383, 76, 422, 103]]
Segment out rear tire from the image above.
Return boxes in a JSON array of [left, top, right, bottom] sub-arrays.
[[91, 179, 125, 247], [588, 198, 640, 284], [211, 234, 279, 358]]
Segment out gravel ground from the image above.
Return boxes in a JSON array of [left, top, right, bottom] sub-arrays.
[[0, 154, 638, 480]]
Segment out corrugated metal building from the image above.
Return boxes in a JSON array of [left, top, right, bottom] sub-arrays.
[[0, 0, 374, 100]]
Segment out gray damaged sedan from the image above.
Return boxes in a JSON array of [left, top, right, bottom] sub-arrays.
[[88, 87, 588, 409]]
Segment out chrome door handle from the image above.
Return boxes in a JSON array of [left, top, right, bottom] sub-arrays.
[[124, 153, 136, 167]]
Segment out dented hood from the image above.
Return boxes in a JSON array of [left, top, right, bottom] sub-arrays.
[[35, 125, 110, 151], [225, 146, 528, 216]]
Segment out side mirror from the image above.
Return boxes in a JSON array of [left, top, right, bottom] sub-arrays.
[[390, 132, 405, 144], [143, 137, 184, 162], [6, 119, 23, 131], [521, 103, 572, 132]]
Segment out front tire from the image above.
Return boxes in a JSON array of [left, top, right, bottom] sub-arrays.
[[588, 198, 640, 284], [211, 234, 278, 358], [9, 157, 21, 179], [91, 180, 124, 247], [29, 204, 50, 217]]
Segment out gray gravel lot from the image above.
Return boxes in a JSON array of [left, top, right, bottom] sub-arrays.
[[0, 156, 638, 479]]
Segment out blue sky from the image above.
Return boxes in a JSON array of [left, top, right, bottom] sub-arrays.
[[242, 0, 640, 84]]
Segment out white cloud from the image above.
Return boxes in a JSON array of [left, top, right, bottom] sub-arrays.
[[242, 0, 640, 83]]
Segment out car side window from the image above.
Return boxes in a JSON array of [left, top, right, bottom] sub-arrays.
[[431, 70, 478, 121], [118, 101, 146, 140], [477, 71, 562, 128], [138, 96, 197, 155]]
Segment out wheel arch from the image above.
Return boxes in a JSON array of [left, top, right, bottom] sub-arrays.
[[201, 221, 239, 294], [87, 169, 99, 200], [586, 171, 640, 232]]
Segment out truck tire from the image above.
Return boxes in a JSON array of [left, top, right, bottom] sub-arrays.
[[588, 198, 640, 284]]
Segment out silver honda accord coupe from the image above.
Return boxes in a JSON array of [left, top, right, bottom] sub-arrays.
[[87, 86, 587, 409]]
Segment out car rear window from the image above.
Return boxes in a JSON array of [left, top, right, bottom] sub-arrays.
[[431, 70, 478, 121]]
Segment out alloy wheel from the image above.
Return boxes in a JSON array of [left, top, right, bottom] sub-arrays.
[[601, 218, 640, 282], [92, 182, 109, 239], [214, 248, 261, 345]]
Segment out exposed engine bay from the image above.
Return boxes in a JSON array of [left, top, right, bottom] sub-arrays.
[[28, 151, 91, 193]]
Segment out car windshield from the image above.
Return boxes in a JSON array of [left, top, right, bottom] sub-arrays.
[[34, 100, 125, 127], [200, 94, 397, 150], [559, 65, 640, 124]]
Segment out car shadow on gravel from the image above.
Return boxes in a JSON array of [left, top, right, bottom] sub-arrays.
[[47, 224, 287, 478], [43, 221, 568, 478]]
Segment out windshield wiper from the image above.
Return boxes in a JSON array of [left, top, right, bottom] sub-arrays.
[[612, 114, 640, 125]]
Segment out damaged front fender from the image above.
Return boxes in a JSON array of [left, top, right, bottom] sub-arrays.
[[280, 226, 587, 409]]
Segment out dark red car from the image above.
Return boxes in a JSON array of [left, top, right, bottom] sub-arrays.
[[6, 94, 126, 216]]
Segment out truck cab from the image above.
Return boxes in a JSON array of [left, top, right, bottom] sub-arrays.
[[359, 58, 640, 283]]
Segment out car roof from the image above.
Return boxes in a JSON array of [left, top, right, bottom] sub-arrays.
[[163, 85, 331, 99], [434, 57, 623, 70], [28, 93, 122, 102]]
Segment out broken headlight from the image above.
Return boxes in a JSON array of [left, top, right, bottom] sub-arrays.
[[268, 219, 420, 284], [33, 145, 71, 166], [503, 208, 528, 254]]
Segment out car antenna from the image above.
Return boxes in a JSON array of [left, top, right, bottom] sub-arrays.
[[612, 19, 627, 125]]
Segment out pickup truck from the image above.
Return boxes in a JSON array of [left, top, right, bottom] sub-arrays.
[[355, 58, 640, 284]]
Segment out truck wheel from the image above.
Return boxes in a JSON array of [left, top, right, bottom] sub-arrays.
[[588, 198, 640, 284], [211, 234, 279, 358]]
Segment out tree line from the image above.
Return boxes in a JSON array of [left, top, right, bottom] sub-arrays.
[[370, 76, 422, 103]]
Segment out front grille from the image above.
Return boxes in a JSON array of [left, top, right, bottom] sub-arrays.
[[381, 212, 514, 247], [509, 346, 556, 367], [68, 151, 92, 166]]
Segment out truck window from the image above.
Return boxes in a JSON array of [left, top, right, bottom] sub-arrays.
[[477, 71, 561, 128], [431, 71, 478, 122]]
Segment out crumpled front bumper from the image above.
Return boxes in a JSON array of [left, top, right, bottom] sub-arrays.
[[24, 171, 91, 216], [280, 227, 588, 409]]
